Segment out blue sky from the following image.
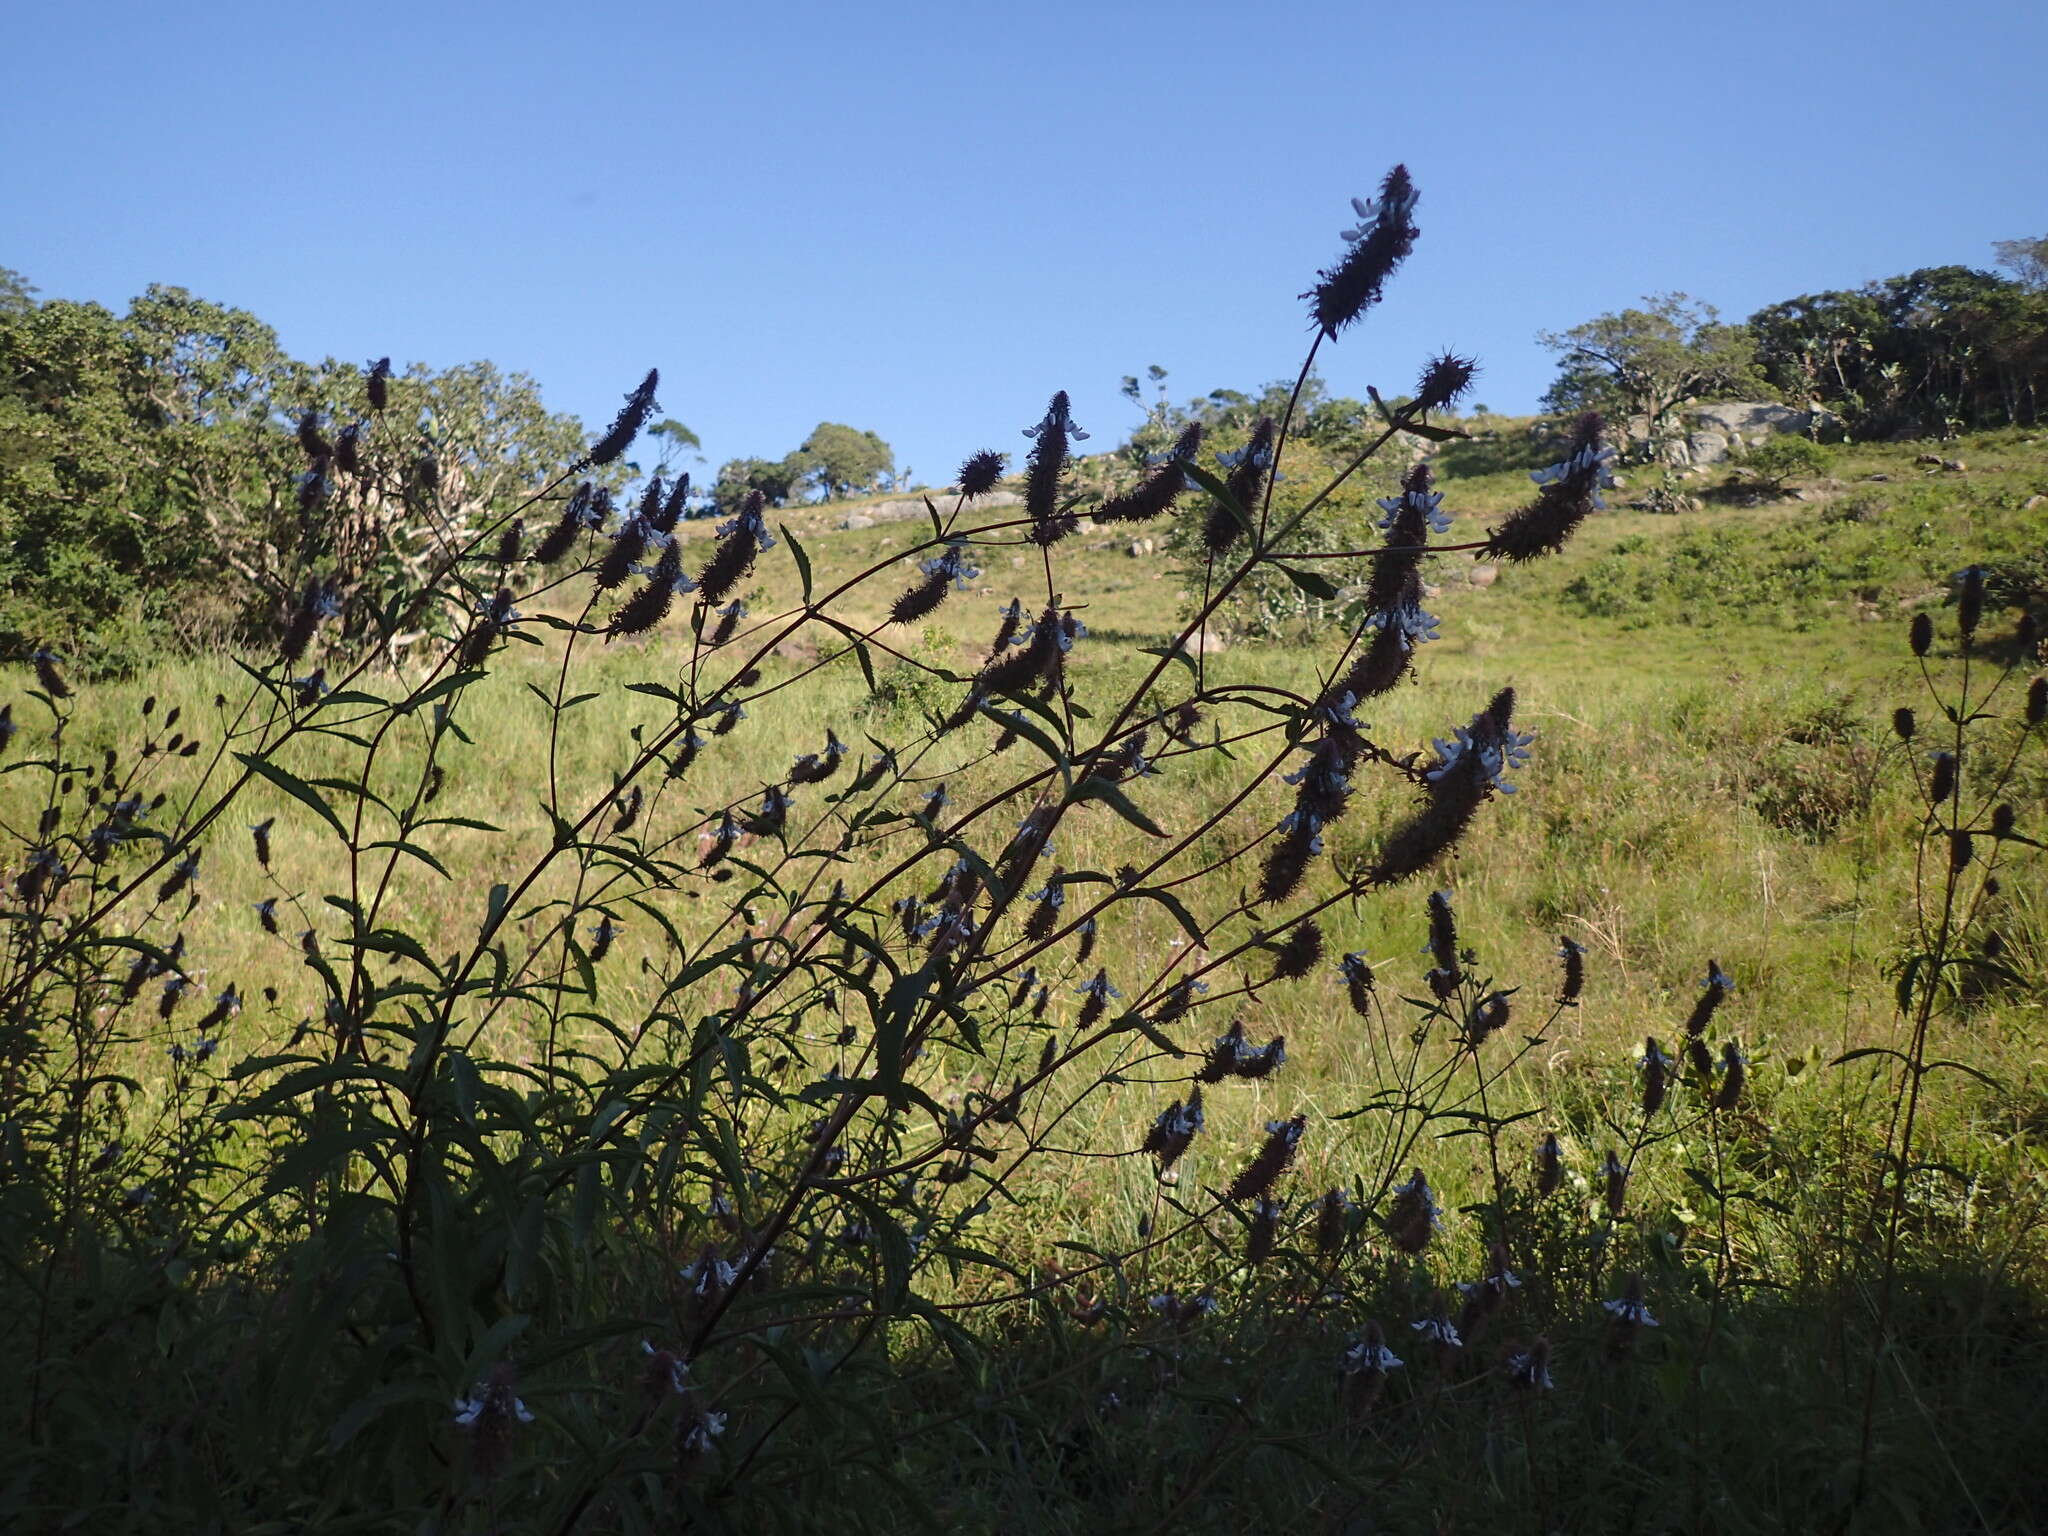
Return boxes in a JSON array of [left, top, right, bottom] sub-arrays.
[[4, 0, 2043, 486]]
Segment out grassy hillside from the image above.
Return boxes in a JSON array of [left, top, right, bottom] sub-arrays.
[[3, 420, 2044, 1531]]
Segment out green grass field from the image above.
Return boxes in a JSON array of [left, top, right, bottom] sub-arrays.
[[4, 423, 2045, 1532]]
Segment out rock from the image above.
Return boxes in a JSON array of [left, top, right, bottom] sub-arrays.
[[852, 490, 1022, 526], [1468, 564, 1499, 589], [1916, 453, 1943, 466], [1609, 475, 1629, 491], [1125, 537, 1156, 558], [1864, 473, 1890, 482], [1941, 459, 1966, 473], [1686, 400, 1815, 441], [2021, 494, 2044, 511], [1685, 431, 1731, 465], [1189, 626, 1227, 654], [838, 513, 874, 530]]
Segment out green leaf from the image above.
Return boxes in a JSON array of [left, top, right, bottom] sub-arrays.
[[784, 524, 814, 602], [362, 838, 452, 880], [397, 668, 488, 715], [1398, 419, 1470, 442], [1070, 776, 1166, 837], [1181, 459, 1256, 544], [234, 752, 349, 840], [1131, 886, 1205, 946], [1280, 565, 1341, 601], [448, 1050, 480, 1125], [1139, 643, 1199, 679]]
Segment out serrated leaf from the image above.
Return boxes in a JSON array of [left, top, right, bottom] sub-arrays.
[[234, 752, 349, 840]]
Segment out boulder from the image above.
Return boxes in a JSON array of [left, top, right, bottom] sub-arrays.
[[1686, 401, 1814, 440], [838, 513, 875, 531], [1468, 564, 1499, 589], [1685, 430, 1731, 466]]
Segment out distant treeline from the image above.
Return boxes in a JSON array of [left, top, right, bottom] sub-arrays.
[[1749, 257, 2048, 436]]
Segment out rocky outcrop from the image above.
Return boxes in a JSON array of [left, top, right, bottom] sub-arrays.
[[1636, 401, 1819, 466]]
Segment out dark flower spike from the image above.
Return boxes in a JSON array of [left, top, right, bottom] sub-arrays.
[[493, 520, 524, 567], [2026, 676, 2045, 727], [1684, 959, 1733, 1039], [1097, 424, 1203, 523], [1425, 889, 1462, 995], [460, 588, 518, 667], [655, 473, 691, 534], [1909, 611, 1934, 657], [297, 411, 331, 461], [1640, 1036, 1673, 1117], [1387, 1167, 1440, 1254], [1603, 1149, 1629, 1217], [589, 368, 659, 467], [1370, 689, 1529, 885], [250, 817, 274, 870], [1414, 352, 1479, 414], [698, 491, 772, 605], [534, 482, 598, 565], [1714, 1042, 1747, 1112], [366, 357, 392, 411], [1556, 936, 1585, 1005], [1956, 564, 1984, 645], [333, 422, 362, 475], [1535, 1132, 1564, 1196], [1306, 166, 1420, 340], [1928, 752, 1956, 805], [595, 510, 651, 591], [1023, 391, 1086, 545], [1267, 919, 1323, 981], [1342, 952, 1376, 1017], [32, 648, 71, 700], [1465, 990, 1511, 1047], [956, 449, 1007, 497], [1142, 1086, 1204, 1173], [1484, 412, 1614, 562], [1205, 417, 1277, 554], [1226, 1115, 1305, 1202], [1315, 1187, 1354, 1254], [609, 543, 688, 637], [1246, 1197, 1282, 1267]]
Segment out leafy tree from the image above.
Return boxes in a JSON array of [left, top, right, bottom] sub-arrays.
[[0, 267, 35, 316], [712, 455, 800, 512], [646, 417, 701, 473], [0, 294, 216, 667], [0, 275, 596, 671], [1993, 235, 2048, 292], [789, 422, 894, 501], [1539, 294, 1767, 454], [1751, 265, 2046, 435]]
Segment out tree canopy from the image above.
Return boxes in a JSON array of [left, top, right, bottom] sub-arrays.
[[1539, 294, 1767, 452]]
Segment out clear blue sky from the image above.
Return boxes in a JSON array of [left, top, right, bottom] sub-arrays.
[[4, 0, 2043, 485]]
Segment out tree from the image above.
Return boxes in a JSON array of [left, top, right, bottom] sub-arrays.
[[1993, 235, 2048, 293], [1750, 266, 2046, 435], [1539, 294, 1767, 454], [646, 418, 701, 472], [0, 267, 35, 316], [712, 455, 800, 512], [789, 422, 894, 501]]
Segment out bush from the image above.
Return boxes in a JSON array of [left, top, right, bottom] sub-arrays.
[[1738, 433, 1835, 496]]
